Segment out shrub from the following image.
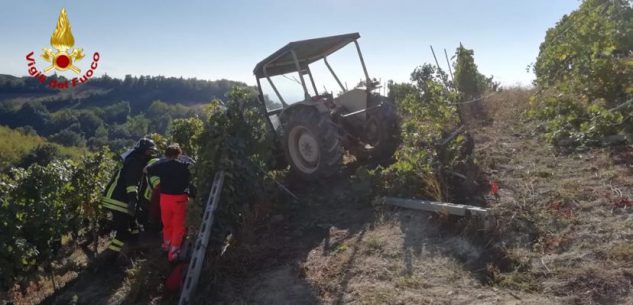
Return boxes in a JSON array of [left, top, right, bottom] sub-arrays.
[[194, 87, 273, 231], [378, 64, 481, 202], [171, 117, 204, 158], [18, 144, 65, 168], [530, 0, 633, 147], [48, 129, 86, 147], [534, 0, 633, 106], [529, 93, 632, 146], [0, 150, 114, 289]]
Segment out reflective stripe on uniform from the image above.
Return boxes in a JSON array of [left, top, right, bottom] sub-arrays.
[[101, 202, 129, 214], [126, 185, 138, 193], [149, 176, 160, 188], [105, 169, 122, 199], [101, 197, 130, 214], [144, 175, 159, 200], [144, 187, 152, 201], [108, 244, 122, 252], [102, 197, 127, 208], [108, 238, 123, 252]]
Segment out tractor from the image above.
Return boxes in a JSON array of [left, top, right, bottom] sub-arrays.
[[253, 33, 400, 180]]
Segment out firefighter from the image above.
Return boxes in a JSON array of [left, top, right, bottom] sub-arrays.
[[101, 138, 157, 261], [137, 157, 161, 232], [145, 143, 192, 262]]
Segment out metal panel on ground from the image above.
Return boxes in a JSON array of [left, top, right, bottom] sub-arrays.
[[383, 197, 488, 216]]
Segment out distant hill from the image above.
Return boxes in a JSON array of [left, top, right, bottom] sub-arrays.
[[0, 74, 247, 113], [0, 74, 249, 151]]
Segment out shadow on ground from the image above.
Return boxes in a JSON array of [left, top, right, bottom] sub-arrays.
[[193, 169, 377, 305], [195, 160, 505, 305], [40, 236, 173, 305]]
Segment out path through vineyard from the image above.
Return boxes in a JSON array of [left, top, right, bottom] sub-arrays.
[[34, 238, 174, 305]]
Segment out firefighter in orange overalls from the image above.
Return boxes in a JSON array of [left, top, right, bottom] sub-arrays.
[[145, 144, 193, 262]]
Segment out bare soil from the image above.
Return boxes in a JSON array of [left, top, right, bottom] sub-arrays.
[[6, 234, 174, 305]]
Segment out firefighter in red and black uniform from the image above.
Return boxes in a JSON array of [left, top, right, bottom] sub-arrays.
[[101, 138, 157, 258]]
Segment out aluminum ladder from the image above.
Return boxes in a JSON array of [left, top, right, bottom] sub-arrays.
[[178, 170, 224, 305]]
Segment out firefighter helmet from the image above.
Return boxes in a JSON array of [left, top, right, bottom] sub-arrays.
[[134, 138, 158, 153]]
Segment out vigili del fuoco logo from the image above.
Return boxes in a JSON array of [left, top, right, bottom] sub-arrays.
[[25, 8, 100, 89]]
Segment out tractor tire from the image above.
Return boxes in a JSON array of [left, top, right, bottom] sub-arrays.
[[283, 107, 343, 180], [353, 97, 400, 162]]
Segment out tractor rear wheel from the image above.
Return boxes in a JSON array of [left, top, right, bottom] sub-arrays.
[[283, 108, 343, 180], [353, 97, 400, 161]]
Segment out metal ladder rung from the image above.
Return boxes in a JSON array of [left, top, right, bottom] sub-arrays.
[[178, 170, 225, 305]]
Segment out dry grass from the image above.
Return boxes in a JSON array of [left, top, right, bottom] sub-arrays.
[[471, 94, 633, 304], [554, 267, 633, 304], [484, 87, 534, 124], [609, 243, 633, 262]]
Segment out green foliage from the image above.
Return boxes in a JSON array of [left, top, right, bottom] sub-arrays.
[[410, 64, 453, 103], [0, 125, 45, 168], [65, 149, 116, 250], [146, 100, 196, 135], [0, 74, 246, 151], [0, 74, 246, 111], [454, 44, 498, 99], [18, 144, 65, 168], [13, 102, 50, 132], [380, 65, 476, 201], [77, 111, 104, 137], [0, 161, 75, 287], [0, 125, 84, 169], [147, 132, 168, 153], [126, 115, 151, 139], [534, 0, 633, 105], [88, 125, 110, 148], [194, 86, 273, 235], [49, 109, 78, 132], [529, 94, 632, 146], [49, 129, 87, 147], [387, 81, 418, 105], [99, 101, 131, 125], [531, 0, 633, 147], [0, 74, 269, 292], [171, 117, 204, 158], [0, 150, 114, 289]]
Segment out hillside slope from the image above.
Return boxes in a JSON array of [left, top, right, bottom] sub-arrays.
[[194, 90, 633, 305], [25, 90, 633, 305]]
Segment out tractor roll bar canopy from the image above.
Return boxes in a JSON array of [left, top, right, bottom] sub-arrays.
[[253, 32, 361, 78]]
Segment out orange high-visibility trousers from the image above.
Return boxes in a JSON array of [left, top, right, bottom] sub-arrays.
[[160, 193, 188, 256]]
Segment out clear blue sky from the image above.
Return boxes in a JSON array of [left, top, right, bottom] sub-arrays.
[[0, 0, 579, 91]]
